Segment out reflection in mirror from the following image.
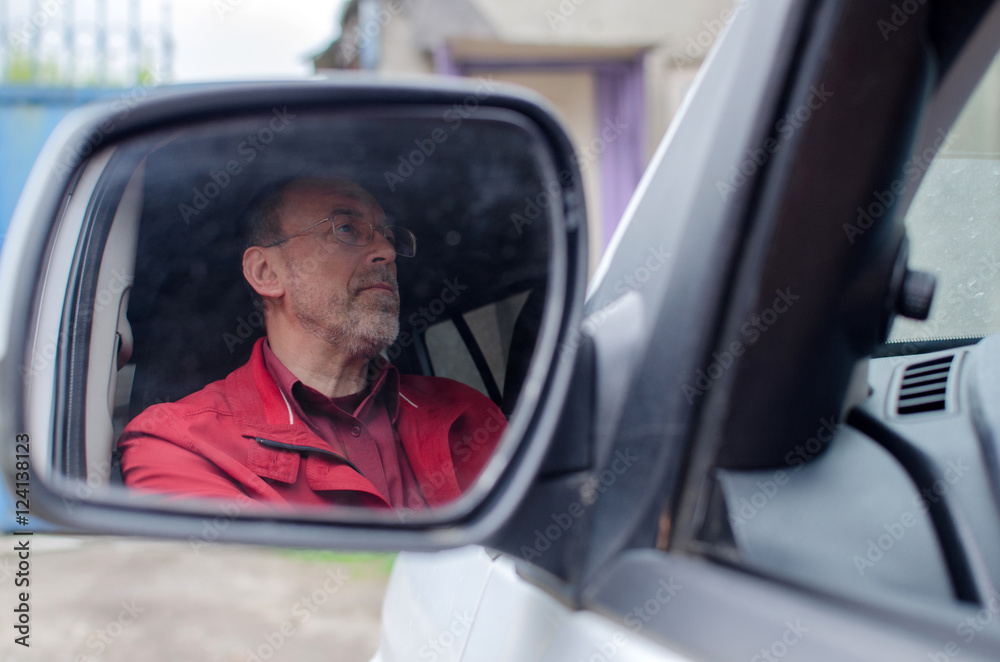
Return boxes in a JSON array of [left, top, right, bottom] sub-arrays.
[[61, 108, 557, 520]]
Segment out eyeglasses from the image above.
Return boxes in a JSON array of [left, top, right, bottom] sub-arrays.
[[265, 214, 417, 257]]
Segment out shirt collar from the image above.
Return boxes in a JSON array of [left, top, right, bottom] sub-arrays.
[[261, 339, 400, 423]]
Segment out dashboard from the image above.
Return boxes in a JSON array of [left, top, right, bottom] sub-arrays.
[[716, 339, 1000, 608]]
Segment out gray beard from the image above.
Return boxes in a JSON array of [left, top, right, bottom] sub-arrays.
[[287, 265, 400, 360]]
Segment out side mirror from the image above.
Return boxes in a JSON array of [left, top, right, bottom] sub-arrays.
[[0, 79, 587, 549]]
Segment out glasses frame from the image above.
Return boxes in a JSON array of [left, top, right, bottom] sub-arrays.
[[264, 214, 417, 257]]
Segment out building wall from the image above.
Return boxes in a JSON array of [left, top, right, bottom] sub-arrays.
[[469, 0, 735, 48], [362, 0, 745, 265]]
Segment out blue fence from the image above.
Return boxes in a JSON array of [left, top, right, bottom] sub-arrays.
[[0, 87, 121, 241]]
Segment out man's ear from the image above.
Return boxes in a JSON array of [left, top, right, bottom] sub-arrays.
[[243, 246, 285, 300]]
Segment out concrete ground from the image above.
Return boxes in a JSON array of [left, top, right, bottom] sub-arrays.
[[0, 535, 391, 662]]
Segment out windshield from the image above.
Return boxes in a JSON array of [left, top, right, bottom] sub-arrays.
[[888, 51, 1000, 345]]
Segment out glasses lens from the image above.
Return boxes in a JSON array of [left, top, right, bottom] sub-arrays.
[[332, 216, 368, 246], [388, 226, 416, 257]]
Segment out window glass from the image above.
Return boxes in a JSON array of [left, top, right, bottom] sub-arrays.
[[889, 51, 1000, 343], [424, 291, 532, 399], [425, 320, 489, 396]]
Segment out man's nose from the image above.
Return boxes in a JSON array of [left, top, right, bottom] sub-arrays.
[[367, 228, 397, 263]]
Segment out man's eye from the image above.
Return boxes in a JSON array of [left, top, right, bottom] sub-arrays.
[[333, 220, 360, 237]]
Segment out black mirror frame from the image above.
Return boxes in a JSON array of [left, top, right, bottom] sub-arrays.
[[0, 76, 587, 551]]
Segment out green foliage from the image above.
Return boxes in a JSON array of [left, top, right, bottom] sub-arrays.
[[3, 48, 162, 87], [4, 51, 37, 84], [276, 549, 398, 577]]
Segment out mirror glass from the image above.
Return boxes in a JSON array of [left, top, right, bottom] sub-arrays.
[[48, 106, 559, 522]]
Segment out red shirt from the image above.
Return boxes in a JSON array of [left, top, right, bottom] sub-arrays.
[[262, 341, 427, 509], [119, 338, 507, 510]]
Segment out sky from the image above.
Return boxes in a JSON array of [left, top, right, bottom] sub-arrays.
[[2, 0, 349, 83], [170, 0, 348, 82]]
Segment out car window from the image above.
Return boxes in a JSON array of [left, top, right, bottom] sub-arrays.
[[425, 291, 531, 401], [889, 50, 1000, 344]]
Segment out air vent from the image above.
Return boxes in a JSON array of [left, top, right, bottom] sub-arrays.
[[897, 355, 954, 415]]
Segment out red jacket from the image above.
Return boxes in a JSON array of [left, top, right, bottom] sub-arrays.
[[119, 339, 506, 509]]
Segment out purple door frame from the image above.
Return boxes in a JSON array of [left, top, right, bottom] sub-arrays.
[[434, 43, 646, 245]]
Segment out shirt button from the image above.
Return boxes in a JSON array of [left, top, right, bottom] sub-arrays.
[[351, 426, 361, 437]]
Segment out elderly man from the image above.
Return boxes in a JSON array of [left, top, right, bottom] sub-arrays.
[[119, 178, 506, 510]]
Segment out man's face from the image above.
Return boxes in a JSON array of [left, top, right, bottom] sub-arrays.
[[273, 180, 400, 359]]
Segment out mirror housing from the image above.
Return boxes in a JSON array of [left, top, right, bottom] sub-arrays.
[[0, 77, 587, 550]]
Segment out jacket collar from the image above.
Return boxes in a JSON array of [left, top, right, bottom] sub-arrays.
[[259, 338, 401, 425], [231, 337, 470, 506]]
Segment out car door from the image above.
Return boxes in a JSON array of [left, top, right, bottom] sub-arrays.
[[378, 0, 1000, 660]]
